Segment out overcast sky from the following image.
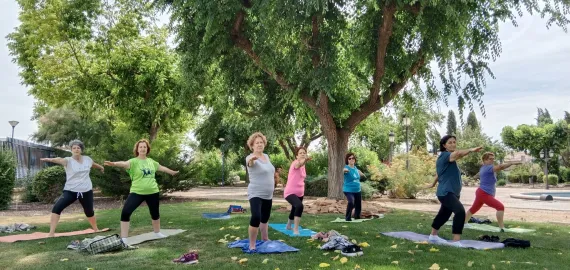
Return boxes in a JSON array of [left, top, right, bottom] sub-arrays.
[[1, 3, 569, 143]]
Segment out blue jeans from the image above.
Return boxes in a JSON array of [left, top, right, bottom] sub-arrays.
[[344, 192, 362, 220]]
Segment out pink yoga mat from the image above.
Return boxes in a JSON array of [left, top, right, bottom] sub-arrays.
[[0, 228, 110, 243]]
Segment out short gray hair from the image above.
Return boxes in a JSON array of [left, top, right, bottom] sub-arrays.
[[69, 139, 85, 151]]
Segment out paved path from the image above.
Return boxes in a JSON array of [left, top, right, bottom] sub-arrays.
[[170, 186, 570, 224]]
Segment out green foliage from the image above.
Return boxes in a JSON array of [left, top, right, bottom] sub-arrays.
[[19, 173, 39, 203], [0, 148, 17, 210], [305, 150, 329, 177], [546, 174, 559, 185], [32, 166, 67, 203], [497, 179, 506, 186], [537, 108, 554, 126], [360, 182, 376, 200], [559, 167, 570, 182], [305, 175, 328, 197], [369, 149, 436, 199], [349, 146, 381, 175], [186, 150, 241, 186], [466, 112, 479, 130], [447, 110, 457, 135], [354, 112, 397, 161]]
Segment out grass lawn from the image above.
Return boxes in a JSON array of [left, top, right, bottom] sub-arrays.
[[1, 201, 569, 270]]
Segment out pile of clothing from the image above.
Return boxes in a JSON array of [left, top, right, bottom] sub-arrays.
[[0, 223, 36, 233], [312, 230, 363, 257], [477, 235, 531, 248]]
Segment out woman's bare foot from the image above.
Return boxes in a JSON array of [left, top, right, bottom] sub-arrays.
[[48, 233, 55, 237], [293, 230, 300, 235]]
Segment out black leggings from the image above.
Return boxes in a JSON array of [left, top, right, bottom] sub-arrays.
[[344, 192, 362, 220], [285, 195, 304, 220], [431, 192, 466, 234], [120, 192, 160, 222], [249, 197, 272, 227], [52, 190, 95, 217]]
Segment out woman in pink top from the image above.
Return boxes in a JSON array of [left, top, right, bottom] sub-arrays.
[[284, 147, 311, 235]]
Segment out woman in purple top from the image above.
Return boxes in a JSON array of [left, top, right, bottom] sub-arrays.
[[465, 152, 522, 232]]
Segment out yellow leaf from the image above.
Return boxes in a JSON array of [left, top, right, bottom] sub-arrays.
[[416, 241, 429, 245], [218, 239, 228, 244], [429, 247, 440, 252], [86, 268, 94, 270], [351, 239, 357, 244], [307, 239, 315, 242], [546, 233, 553, 235], [334, 250, 341, 253], [415, 245, 419, 249], [224, 234, 230, 239], [428, 263, 440, 270], [262, 258, 269, 264], [467, 261, 474, 267], [359, 242, 370, 247], [364, 232, 368, 234], [239, 258, 248, 264], [407, 250, 414, 255], [235, 237, 241, 240], [60, 258, 69, 262], [323, 253, 329, 256], [391, 244, 398, 249], [317, 245, 322, 249], [492, 264, 496, 270], [231, 257, 238, 261], [332, 255, 339, 260], [168, 222, 173, 224], [340, 257, 348, 264], [354, 264, 361, 270], [376, 235, 380, 238], [391, 261, 399, 265], [342, 226, 348, 228], [219, 227, 225, 230], [319, 263, 330, 267], [278, 239, 285, 242]]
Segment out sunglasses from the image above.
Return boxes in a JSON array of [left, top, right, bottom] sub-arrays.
[[348, 157, 356, 160]]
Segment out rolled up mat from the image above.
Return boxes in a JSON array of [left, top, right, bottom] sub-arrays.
[[0, 228, 110, 243], [381, 231, 505, 250]]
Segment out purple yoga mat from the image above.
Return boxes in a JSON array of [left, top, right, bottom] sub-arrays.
[[381, 231, 504, 250]]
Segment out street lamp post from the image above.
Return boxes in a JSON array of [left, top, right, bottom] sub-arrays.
[[403, 115, 411, 170], [8, 121, 19, 141], [388, 131, 395, 164], [540, 148, 554, 190], [219, 138, 226, 187]]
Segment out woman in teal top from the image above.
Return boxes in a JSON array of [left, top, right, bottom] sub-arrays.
[[343, 152, 366, 221], [104, 139, 179, 245]]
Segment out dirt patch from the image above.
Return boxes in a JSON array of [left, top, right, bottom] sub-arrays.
[[276, 197, 390, 217]]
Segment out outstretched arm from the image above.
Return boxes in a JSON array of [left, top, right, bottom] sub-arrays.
[[158, 165, 179, 176], [40, 157, 67, 166], [104, 161, 130, 169], [294, 157, 312, 169], [450, 147, 483, 162], [92, 162, 105, 173], [493, 161, 523, 172]]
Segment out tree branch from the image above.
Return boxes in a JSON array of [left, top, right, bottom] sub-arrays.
[[311, 15, 320, 68], [404, 2, 421, 15], [369, 2, 397, 105], [279, 139, 293, 160], [344, 47, 427, 132]]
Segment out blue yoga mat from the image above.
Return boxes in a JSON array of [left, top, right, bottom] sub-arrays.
[[202, 212, 231, 219], [269, 223, 317, 237], [228, 239, 299, 254]]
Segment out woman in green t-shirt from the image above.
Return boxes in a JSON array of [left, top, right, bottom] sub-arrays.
[[104, 139, 179, 245]]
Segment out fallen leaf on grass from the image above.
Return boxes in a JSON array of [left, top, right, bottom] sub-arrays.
[[558, 253, 563, 255], [278, 239, 285, 242], [317, 245, 322, 249], [415, 245, 419, 249], [428, 263, 440, 270], [231, 257, 238, 261], [391, 244, 398, 249], [354, 264, 361, 269], [342, 226, 348, 228], [218, 239, 228, 244], [86, 268, 94, 270], [319, 263, 330, 267], [168, 222, 173, 224], [429, 247, 439, 252], [467, 261, 474, 267], [262, 259, 269, 264], [351, 239, 357, 244], [235, 237, 241, 240], [340, 257, 348, 264], [391, 261, 399, 265], [219, 227, 225, 230], [364, 232, 368, 234], [334, 250, 341, 253], [60, 258, 69, 262], [376, 235, 380, 238], [492, 264, 496, 270], [239, 258, 248, 264], [332, 255, 339, 261], [307, 239, 315, 242], [407, 250, 414, 255], [224, 234, 230, 239], [358, 242, 370, 247], [415, 241, 429, 245], [38, 242, 45, 245], [546, 233, 553, 235], [322, 253, 329, 256]]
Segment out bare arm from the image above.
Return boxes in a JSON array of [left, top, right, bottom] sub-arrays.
[[449, 146, 483, 162], [493, 161, 522, 172], [158, 165, 179, 176], [358, 170, 366, 178], [103, 160, 130, 169], [426, 175, 438, 188], [294, 157, 312, 169], [247, 156, 259, 167], [92, 162, 105, 173], [40, 157, 67, 166]]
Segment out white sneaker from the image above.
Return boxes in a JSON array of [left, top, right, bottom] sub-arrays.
[[155, 232, 167, 238], [464, 223, 473, 229], [448, 241, 464, 248], [428, 235, 448, 244]]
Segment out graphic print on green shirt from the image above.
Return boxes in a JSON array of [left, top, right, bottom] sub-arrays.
[[127, 158, 160, 195]]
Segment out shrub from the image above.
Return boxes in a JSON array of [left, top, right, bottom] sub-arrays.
[[349, 146, 381, 175], [236, 170, 247, 182], [496, 170, 506, 181], [305, 174, 328, 197], [360, 181, 376, 200], [20, 173, 39, 203], [547, 174, 559, 186], [497, 179, 507, 186], [32, 166, 67, 203], [559, 167, 570, 183], [305, 151, 328, 177], [369, 148, 436, 199], [507, 173, 520, 183], [0, 147, 17, 210]]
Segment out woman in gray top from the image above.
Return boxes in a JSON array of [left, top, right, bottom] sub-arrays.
[[245, 132, 275, 251]]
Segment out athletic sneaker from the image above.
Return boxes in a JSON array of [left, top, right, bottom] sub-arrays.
[[155, 232, 167, 238], [67, 240, 80, 250], [428, 235, 448, 244], [341, 245, 363, 257], [500, 228, 505, 233], [447, 241, 464, 248], [173, 251, 199, 264], [464, 223, 473, 229]]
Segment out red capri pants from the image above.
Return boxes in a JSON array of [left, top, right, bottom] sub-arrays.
[[468, 188, 505, 214]]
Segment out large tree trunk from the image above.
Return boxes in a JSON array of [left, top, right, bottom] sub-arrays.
[[324, 128, 350, 199]]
